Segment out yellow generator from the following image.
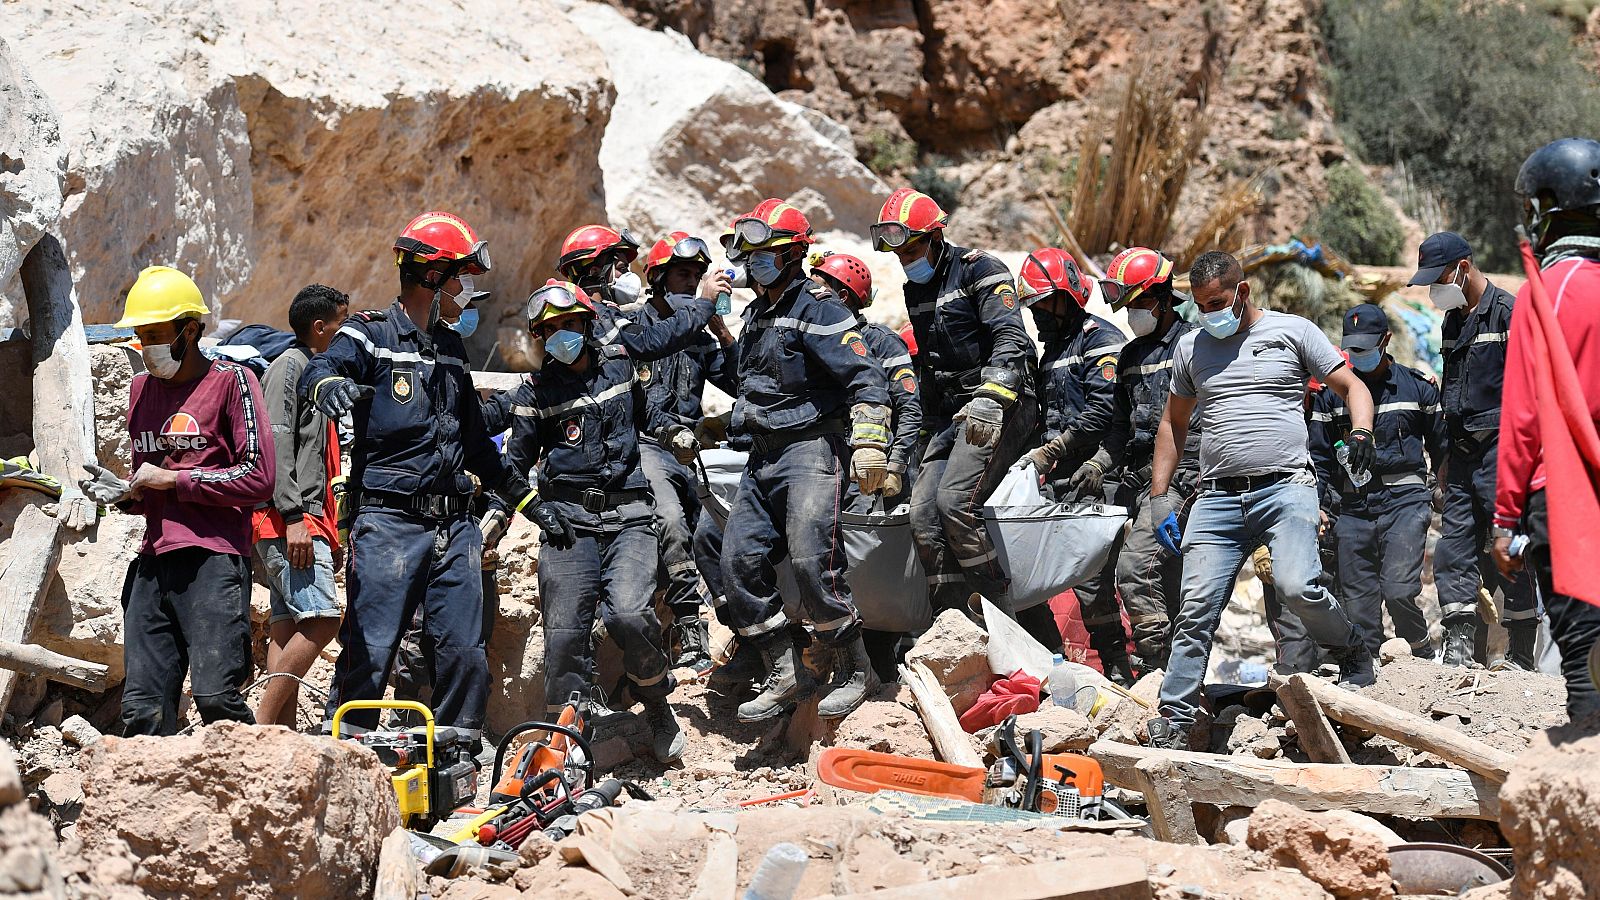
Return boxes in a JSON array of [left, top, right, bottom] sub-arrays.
[[331, 700, 480, 827]]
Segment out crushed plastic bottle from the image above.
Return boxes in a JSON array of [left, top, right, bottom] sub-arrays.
[[1335, 440, 1372, 488]]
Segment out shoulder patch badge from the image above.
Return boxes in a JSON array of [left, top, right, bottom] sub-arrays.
[[893, 366, 917, 394], [391, 369, 414, 403], [1096, 354, 1118, 382], [842, 330, 868, 357], [993, 283, 1018, 309]]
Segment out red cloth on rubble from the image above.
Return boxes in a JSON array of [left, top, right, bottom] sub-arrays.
[[958, 668, 1041, 733]]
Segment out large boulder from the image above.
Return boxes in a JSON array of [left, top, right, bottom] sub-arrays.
[[0, 0, 612, 363], [1246, 799, 1395, 900], [65, 722, 399, 900], [0, 744, 65, 900], [0, 33, 65, 325], [1498, 723, 1600, 900]]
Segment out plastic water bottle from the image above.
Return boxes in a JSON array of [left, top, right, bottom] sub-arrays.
[[743, 842, 809, 900], [1335, 440, 1372, 488], [1048, 654, 1076, 709]]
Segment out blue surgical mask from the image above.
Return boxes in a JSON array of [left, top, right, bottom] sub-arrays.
[[1199, 285, 1244, 338], [447, 307, 479, 337], [1349, 347, 1384, 372], [546, 329, 585, 365], [902, 255, 936, 284], [748, 250, 786, 287]]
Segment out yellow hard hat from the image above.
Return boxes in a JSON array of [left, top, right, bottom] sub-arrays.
[[116, 266, 210, 328]]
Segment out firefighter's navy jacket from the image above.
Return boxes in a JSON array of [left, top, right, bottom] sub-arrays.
[[1440, 282, 1516, 436], [1308, 359, 1447, 513], [635, 295, 738, 440], [1038, 313, 1124, 445], [860, 322, 922, 468]]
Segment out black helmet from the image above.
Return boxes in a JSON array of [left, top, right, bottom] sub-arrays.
[[1515, 138, 1600, 245]]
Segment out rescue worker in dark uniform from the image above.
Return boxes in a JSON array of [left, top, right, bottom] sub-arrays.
[[873, 188, 1038, 619], [1010, 248, 1129, 679], [809, 250, 923, 507], [498, 277, 715, 762], [720, 198, 894, 723], [558, 224, 645, 309], [1025, 247, 1199, 677], [1309, 304, 1447, 658], [1409, 232, 1537, 667], [636, 231, 739, 670], [301, 211, 501, 733]]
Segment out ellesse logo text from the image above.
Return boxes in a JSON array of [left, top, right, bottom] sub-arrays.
[[132, 412, 209, 453]]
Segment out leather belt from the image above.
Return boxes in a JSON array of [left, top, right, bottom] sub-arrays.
[[365, 491, 472, 519], [749, 418, 847, 458], [1202, 470, 1296, 494], [543, 483, 651, 513]]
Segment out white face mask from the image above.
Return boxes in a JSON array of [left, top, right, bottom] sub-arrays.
[[610, 271, 643, 305], [1428, 266, 1467, 311], [142, 343, 182, 379], [1127, 307, 1159, 337]]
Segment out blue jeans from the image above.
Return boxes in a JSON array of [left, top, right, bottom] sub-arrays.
[[536, 500, 672, 715], [327, 508, 487, 731], [1160, 472, 1361, 728], [253, 536, 340, 624]]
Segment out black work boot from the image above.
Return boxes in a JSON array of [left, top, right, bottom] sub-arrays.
[[1506, 620, 1539, 671], [1089, 626, 1136, 687], [708, 639, 765, 693], [1441, 620, 1477, 668], [671, 616, 712, 671], [817, 634, 880, 720], [737, 632, 814, 722], [1332, 643, 1376, 689], [641, 697, 686, 763], [1146, 716, 1186, 750]]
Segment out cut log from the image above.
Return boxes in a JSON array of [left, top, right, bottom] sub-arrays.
[[0, 502, 64, 712], [1275, 675, 1351, 764], [827, 857, 1151, 900], [899, 662, 983, 768], [1132, 756, 1200, 845], [373, 828, 417, 900], [1287, 673, 1515, 783], [0, 639, 108, 690], [21, 234, 98, 530], [1090, 739, 1500, 820]]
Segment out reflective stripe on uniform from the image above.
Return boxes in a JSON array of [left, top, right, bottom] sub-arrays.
[[1127, 358, 1172, 377], [926, 573, 965, 586], [1501, 607, 1541, 622], [515, 488, 540, 513], [812, 613, 858, 633], [1048, 344, 1126, 370], [753, 315, 857, 336], [736, 608, 789, 638], [528, 373, 636, 419], [666, 559, 698, 576], [907, 272, 1012, 316], [880, 353, 913, 369], [336, 325, 465, 368], [956, 547, 997, 568], [629, 666, 669, 687]]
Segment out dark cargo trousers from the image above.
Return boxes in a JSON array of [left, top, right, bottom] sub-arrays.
[[1334, 487, 1433, 657], [640, 442, 706, 618], [1435, 440, 1535, 631], [910, 401, 1038, 614], [1525, 490, 1600, 720], [1115, 479, 1192, 668], [536, 500, 674, 716]]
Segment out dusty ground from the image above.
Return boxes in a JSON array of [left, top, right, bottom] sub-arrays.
[[1356, 657, 1566, 758]]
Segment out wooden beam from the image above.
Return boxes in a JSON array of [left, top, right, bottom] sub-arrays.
[[21, 235, 97, 531], [1275, 675, 1351, 764], [0, 502, 64, 712], [372, 827, 417, 900], [1287, 673, 1514, 783], [899, 662, 983, 768], [1089, 739, 1500, 820], [1132, 756, 1200, 845], [0, 640, 108, 690]]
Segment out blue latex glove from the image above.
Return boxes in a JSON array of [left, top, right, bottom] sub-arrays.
[[1149, 492, 1182, 556]]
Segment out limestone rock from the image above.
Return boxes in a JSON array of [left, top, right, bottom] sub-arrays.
[[68, 722, 399, 900], [2, 0, 612, 362], [978, 703, 1096, 757], [1378, 638, 1412, 664], [487, 513, 547, 735], [1246, 798, 1395, 900], [36, 509, 144, 685], [904, 609, 991, 715], [0, 33, 65, 324], [1499, 722, 1600, 900], [0, 803, 65, 900], [830, 685, 936, 758]]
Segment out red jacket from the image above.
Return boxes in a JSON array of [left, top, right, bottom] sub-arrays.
[[127, 359, 276, 556], [1495, 255, 1600, 529]]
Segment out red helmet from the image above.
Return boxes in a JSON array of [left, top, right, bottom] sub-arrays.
[[810, 251, 873, 306], [1018, 248, 1091, 308], [898, 322, 918, 357], [871, 188, 948, 251], [1103, 247, 1175, 310], [526, 278, 597, 328], [722, 199, 814, 256], [643, 231, 713, 282], [558, 224, 640, 276], [395, 212, 490, 283]]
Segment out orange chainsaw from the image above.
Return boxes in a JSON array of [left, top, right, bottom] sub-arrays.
[[819, 715, 1106, 819]]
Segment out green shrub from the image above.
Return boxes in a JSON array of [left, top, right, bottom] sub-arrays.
[[910, 155, 962, 213], [863, 129, 916, 176], [1307, 163, 1405, 265], [1323, 0, 1600, 270]]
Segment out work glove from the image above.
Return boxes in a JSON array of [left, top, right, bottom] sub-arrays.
[[960, 396, 1005, 449], [79, 462, 132, 506], [311, 377, 374, 420], [665, 425, 700, 466], [882, 463, 904, 498], [57, 486, 97, 530], [851, 447, 889, 495], [330, 475, 353, 545], [531, 501, 575, 550], [1149, 492, 1182, 557], [1066, 458, 1106, 501], [1344, 427, 1376, 475], [478, 506, 509, 549]]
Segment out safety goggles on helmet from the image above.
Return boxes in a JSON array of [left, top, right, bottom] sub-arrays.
[[397, 237, 492, 277], [727, 216, 802, 254], [869, 221, 917, 252], [669, 236, 712, 265], [525, 282, 591, 325]]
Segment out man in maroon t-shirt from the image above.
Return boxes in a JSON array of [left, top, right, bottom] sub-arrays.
[[80, 266, 275, 736]]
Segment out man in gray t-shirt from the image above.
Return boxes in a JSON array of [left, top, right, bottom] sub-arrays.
[[1143, 251, 1380, 749]]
